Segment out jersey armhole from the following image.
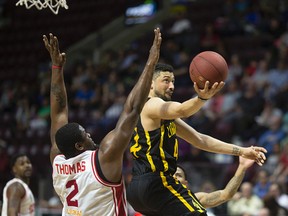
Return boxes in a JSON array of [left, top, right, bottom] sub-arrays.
[[95, 150, 113, 183]]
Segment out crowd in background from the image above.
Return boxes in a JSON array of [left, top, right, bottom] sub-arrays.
[[0, 0, 288, 215]]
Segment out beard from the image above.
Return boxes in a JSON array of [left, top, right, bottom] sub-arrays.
[[23, 169, 33, 177], [154, 89, 172, 101]]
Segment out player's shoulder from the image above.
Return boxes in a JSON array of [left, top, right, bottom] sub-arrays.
[[6, 179, 25, 192], [142, 97, 165, 119], [144, 97, 167, 112], [7, 178, 23, 185], [146, 97, 164, 105]]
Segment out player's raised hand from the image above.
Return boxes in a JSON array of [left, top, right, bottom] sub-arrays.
[[43, 33, 66, 67], [239, 156, 255, 170], [147, 27, 162, 65]]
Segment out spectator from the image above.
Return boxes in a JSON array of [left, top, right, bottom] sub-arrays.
[[270, 139, 288, 189], [168, 9, 192, 35], [257, 109, 286, 158], [257, 207, 270, 216], [252, 59, 270, 94], [253, 169, 272, 199], [70, 65, 88, 92], [73, 81, 96, 108], [266, 60, 288, 99], [234, 80, 265, 140], [263, 193, 288, 216], [226, 54, 243, 83], [227, 182, 264, 215], [200, 23, 220, 51], [268, 183, 288, 211]]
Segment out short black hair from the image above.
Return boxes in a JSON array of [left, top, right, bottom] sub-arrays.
[[153, 63, 174, 79], [155, 63, 174, 72], [55, 122, 84, 158], [10, 153, 27, 169]]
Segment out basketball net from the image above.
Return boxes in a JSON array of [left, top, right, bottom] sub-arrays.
[[16, 0, 68, 14]]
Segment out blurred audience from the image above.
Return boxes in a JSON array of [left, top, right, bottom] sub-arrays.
[[227, 182, 264, 215], [257, 109, 286, 158], [267, 183, 288, 211], [253, 169, 272, 199]]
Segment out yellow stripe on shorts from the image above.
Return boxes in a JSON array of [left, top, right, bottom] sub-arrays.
[[160, 172, 198, 212]]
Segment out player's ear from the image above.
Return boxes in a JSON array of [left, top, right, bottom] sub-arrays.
[[75, 142, 84, 151], [150, 80, 154, 90]]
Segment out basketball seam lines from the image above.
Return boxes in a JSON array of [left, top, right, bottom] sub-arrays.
[[197, 56, 224, 80]]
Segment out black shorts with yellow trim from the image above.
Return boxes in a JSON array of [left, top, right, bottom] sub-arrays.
[[127, 172, 207, 216]]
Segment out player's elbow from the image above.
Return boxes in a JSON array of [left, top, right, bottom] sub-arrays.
[[222, 191, 234, 201], [192, 134, 208, 149], [126, 95, 146, 115], [176, 109, 190, 119]]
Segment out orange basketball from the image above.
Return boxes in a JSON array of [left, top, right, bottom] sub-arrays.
[[189, 51, 228, 89]]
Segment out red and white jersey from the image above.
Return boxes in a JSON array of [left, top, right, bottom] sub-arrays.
[[2, 178, 35, 216], [52, 150, 127, 216]]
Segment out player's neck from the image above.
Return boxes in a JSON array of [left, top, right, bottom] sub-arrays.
[[16, 176, 30, 185]]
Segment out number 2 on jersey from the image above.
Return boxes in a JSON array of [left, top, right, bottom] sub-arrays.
[[66, 180, 79, 207]]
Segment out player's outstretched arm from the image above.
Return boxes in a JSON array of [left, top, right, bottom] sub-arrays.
[[175, 118, 267, 166], [98, 28, 162, 182], [195, 157, 254, 208], [43, 33, 67, 164], [145, 80, 224, 120]]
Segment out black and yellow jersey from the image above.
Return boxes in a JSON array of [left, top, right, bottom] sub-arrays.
[[129, 117, 179, 176]]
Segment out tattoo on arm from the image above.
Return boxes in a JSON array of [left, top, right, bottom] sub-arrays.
[[51, 84, 66, 109], [203, 191, 225, 207], [232, 147, 241, 156], [225, 171, 245, 195], [202, 171, 245, 208]]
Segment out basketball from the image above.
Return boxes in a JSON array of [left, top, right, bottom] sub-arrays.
[[189, 51, 228, 89]]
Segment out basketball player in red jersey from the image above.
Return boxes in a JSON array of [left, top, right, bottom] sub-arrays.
[[43, 28, 161, 216]]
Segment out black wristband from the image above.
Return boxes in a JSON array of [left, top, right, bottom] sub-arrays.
[[198, 96, 209, 101]]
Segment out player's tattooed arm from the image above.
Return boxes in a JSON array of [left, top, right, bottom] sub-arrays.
[[197, 167, 246, 208], [51, 83, 66, 110], [232, 146, 241, 156]]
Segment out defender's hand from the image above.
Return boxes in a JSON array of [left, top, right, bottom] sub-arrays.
[[147, 28, 162, 65], [241, 146, 267, 166], [43, 33, 66, 67], [239, 156, 255, 170]]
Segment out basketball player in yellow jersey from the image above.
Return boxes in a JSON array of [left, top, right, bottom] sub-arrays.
[[44, 28, 161, 216], [174, 156, 255, 209], [126, 63, 267, 216]]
